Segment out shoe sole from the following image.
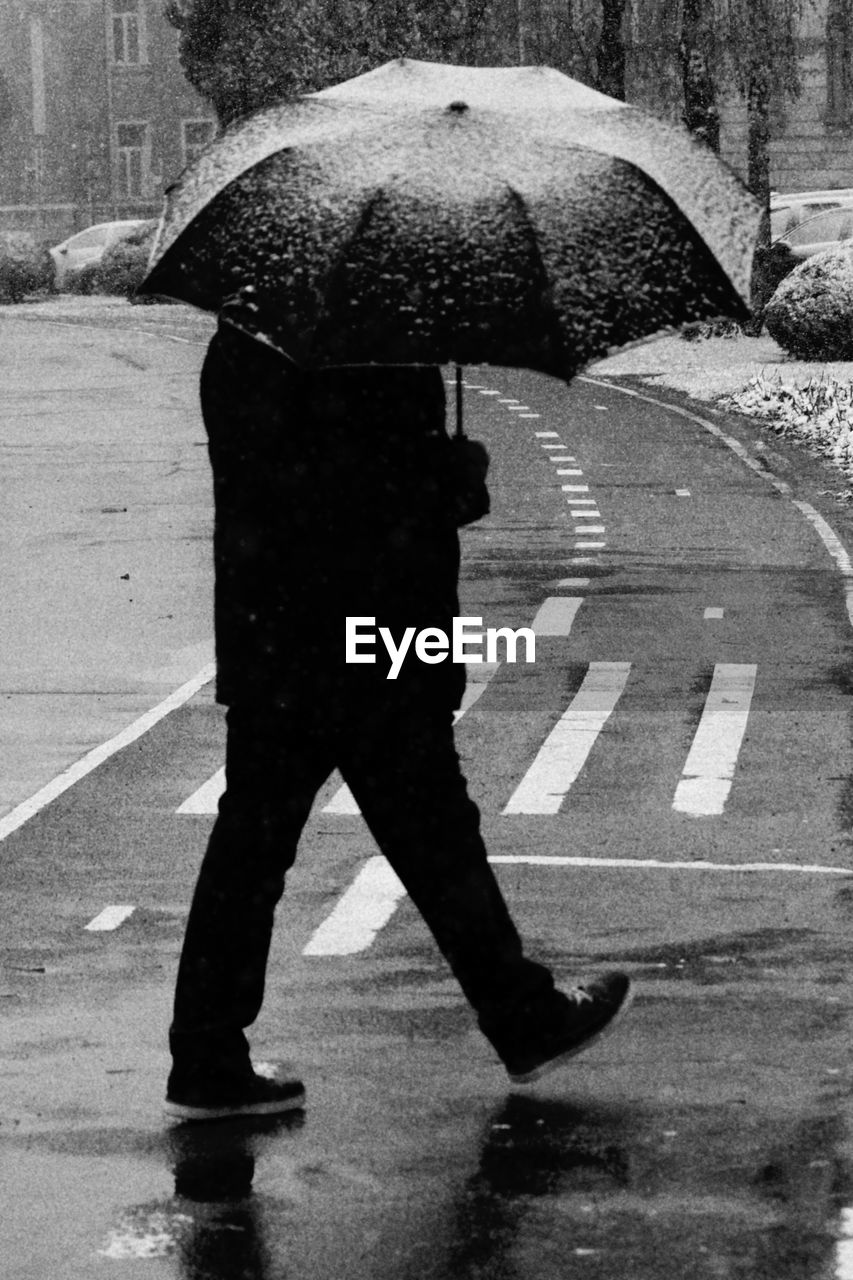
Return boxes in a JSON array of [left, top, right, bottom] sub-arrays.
[[506, 983, 634, 1085], [163, 1092, 305, 1123]]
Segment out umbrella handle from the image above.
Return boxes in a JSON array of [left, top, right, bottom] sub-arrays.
[[455, 363, 464, 438]]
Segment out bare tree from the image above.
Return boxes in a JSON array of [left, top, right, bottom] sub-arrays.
[[720, 0, 803, 207], [595, 0, 627, 97], [679, 0, 719, 150], [165, 0, 491, 124]]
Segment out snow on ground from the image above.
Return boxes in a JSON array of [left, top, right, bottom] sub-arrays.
[[591, 329, 853, 402]]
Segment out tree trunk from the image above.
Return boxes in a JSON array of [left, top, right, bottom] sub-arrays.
[[743, 58, 773, 333], [595, 0, 626, 99], [678, 0, 719, 151]]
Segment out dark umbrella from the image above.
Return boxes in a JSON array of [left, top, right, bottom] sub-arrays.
[[140, 59, 761, 397]]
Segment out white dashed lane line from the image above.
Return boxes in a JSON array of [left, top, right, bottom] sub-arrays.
[[530, 596, 584, 636], [85, 905, 136, 932]]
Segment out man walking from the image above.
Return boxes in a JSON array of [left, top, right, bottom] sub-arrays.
[[164, 305, 632, 1121]]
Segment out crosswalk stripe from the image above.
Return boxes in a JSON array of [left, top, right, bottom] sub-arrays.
[[503, 662, 632, 815], [323, 662, 501, 815], [177, 767, 225, 814], [672, 663, 757, 816], [303, 856, 406, 955], [176, 663, 758, 824], [176, 662, 502, 818]]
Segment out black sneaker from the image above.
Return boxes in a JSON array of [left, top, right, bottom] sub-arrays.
[[500, 972, 633, 1085], [164, 1061, 306, 1123]]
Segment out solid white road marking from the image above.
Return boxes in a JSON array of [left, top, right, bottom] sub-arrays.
[[0, 663, 216, 844], [535, 430, 558, 436], [85, 905, 136, 932], [704, 607, 725, 619], [562, 484, 589, 492], [503, 662, 631, 815], [303, 856, 406, 955], [478, 389, 501, 395], [305, 851, 853, 957], [676, 489, 691, 496], [672, 663, 757, 817], [550, 456, 576, 462], [793, 499, 853, 627], [531, 597, 584, 636], [575, 541, 606, 549], [487, 856, 853, 874]]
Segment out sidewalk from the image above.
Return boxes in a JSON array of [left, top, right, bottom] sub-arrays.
[[0, 304, 215, 821]]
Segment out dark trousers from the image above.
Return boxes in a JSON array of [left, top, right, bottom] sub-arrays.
[[170, 692, 557, 1075]]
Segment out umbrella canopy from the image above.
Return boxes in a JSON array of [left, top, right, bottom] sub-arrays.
[[140, 59, 761, 381]]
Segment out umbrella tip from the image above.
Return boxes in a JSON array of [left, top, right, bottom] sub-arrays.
[[447, 100, 469, 114]]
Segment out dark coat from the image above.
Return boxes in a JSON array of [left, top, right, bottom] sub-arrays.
[[201, 321, 469, 712]]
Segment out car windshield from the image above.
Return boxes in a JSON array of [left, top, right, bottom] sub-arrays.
[[780, 208, 853, 246], [67, 226, 111, 249]]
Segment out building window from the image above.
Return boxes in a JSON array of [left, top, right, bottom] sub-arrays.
[[182, 119, 216, 167], [111, 0, 146, 65], [115, 122, 149, 198], [827, 0, 852, 125]]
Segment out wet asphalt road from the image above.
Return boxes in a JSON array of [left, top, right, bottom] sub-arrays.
[[3, 306, 853, 1279]]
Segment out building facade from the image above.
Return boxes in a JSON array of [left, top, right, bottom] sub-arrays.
[[0, 0, 216, 240], [1, 0, 853, 243]]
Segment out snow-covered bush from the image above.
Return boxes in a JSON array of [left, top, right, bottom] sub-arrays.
[[724, 373, 853, 473], [764, 246, 853, 361], [66, 220, 158, 297], [0, 230, 53, 303], [93, 221, 158, 297]]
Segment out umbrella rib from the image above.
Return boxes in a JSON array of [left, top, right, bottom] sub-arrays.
[[502, 185, 568, 373], [310, 187, 389, 356]]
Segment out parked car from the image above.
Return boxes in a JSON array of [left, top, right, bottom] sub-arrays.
[[0, 229, 54, 303], [774, 206, 853, 260], [770, 188, 853, 240], [49, 220, 153, 291], [754, 205, 853, 319]]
